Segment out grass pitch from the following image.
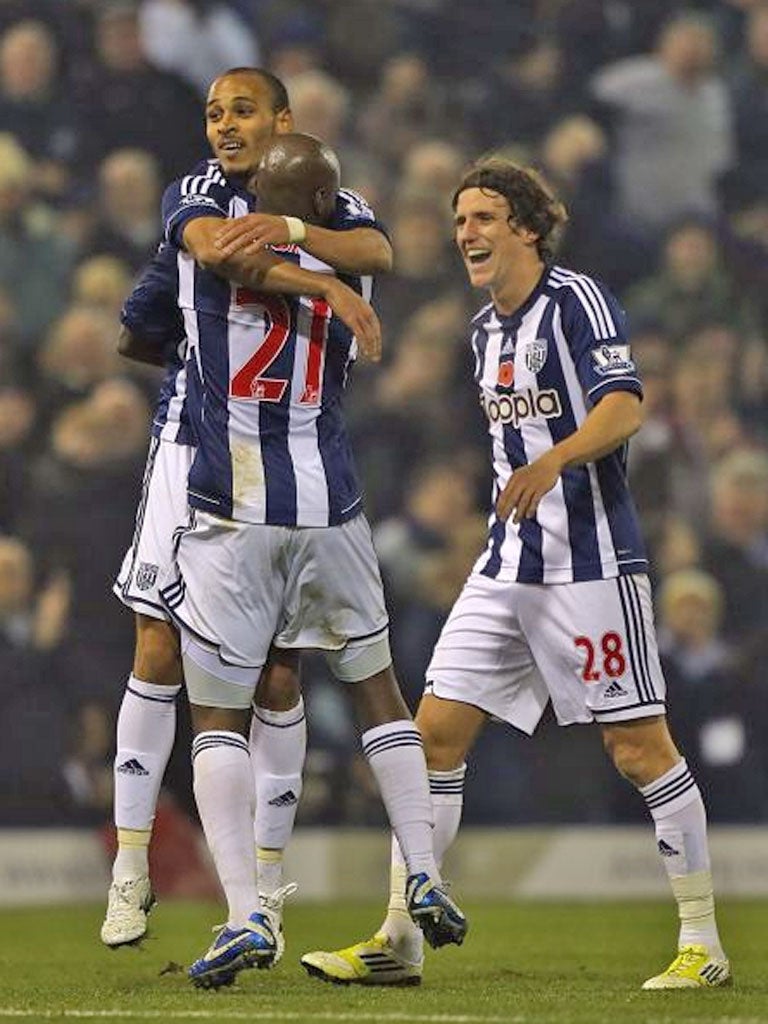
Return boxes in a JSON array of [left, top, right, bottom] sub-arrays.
[[0, 899, 765, 1023]]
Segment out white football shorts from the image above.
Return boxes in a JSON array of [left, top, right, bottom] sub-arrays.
[[425, 571, 666, 732], [114, 438, 193, 620], [161, 509, 389, 670]]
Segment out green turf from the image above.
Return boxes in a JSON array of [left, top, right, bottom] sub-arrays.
[[0, 900, 765, 1023]]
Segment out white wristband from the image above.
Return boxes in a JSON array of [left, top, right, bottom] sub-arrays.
[[283, 216, 306, 244]]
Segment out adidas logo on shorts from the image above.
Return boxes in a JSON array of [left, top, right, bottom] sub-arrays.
[[603, 680, 628, 699], [268, 790, 298, 807]]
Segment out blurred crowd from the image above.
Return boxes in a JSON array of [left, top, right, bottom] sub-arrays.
[[2, 0, 768, 830]]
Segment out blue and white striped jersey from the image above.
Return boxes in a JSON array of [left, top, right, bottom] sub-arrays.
[[161, 159, 384, 527], [121, 241, 192, 445], [472, 264, 647, 584]]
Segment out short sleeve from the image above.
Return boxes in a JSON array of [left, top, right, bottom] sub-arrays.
[[557, 272, 643, 406], [331, 188, 389, 238], [161, 163, 232, 248]]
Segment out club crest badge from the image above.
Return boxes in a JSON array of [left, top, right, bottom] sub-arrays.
[[524, 338, 548, 374], [136, 562, 159, 591]]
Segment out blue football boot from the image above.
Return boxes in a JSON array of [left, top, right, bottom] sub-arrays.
[[188, 911, 277, 989], [405, 872, 468, 949]]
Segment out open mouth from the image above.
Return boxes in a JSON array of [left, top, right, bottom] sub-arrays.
[[219, 140, 245, 155], [466, 248, 491, 266]]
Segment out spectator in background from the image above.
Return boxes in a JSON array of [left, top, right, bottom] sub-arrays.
[[72, 255, 132, 321], [139, 0, 260, 97], [626, 328, 676, 529], [591, 12, 733, 239], [468, 31, 573, 153], [80, 149, 162, 272], [358, 55, 450, 174], [265, 12, 324, 81], [73, 2, 202, 183], [659, 568, 767, 821], [723, 2, 768, 208], [0, 385, 36, 532], [349, 297, 473, 520], [538, 113, 646, 288], [22, 380, 150, 691], [374, 460, 485, 704], [323, 0, 403, 90], [372, 197, 465, 343], [700, 447, 768, 643], [0, 535, 72, 824], [0, 20, 79, 203], [666, 328, 747, 522], [624, 216, 762, 344], [35, 305, 122, 429], [0, 133, 72, 351], [650, 515, 702, 589], [399, 139, 467, 209], [283, 68, 370, 185]]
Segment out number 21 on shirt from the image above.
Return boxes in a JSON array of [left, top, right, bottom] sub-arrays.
[[230, 289, 330, 405]]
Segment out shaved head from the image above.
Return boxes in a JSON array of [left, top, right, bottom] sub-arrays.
[[255, 133, 340, 225]]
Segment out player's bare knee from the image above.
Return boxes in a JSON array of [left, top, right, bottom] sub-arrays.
[[190, 704, 249, 737], [133, 615, 182, 686], [416, 694, 481, 771], [423, 738, 465, 772], [350, 667, 411, 730], [604, 734, 648, 785], [602, 717, 679, 786], [255, 647, 301, 711]]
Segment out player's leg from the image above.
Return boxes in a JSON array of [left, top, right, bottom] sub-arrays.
[[163, 515, 289, 986], [322, 646, 467, 944], [522, 573, 729, 989], [183, 635, 277, 988], [101, 615, 182, 946], [249, 647, 304, 960], [300, 685, 485, 985], [601, 715, 730, 989], [379, 693, 485, 954], [103, 439, 191, 946], [349, 652, 468, 930], [301, 570, 538, 984], [276, 513, 464, 941]]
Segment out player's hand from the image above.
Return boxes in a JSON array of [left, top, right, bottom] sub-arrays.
[[33, 570, 71, 651], [324, 279, 382, 362], [496, 451, 563, 524], [214, 214, 289, 256]]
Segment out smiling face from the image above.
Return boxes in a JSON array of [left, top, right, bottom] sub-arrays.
[[454, 187, 542, 307], [205, 73, 293, 178]]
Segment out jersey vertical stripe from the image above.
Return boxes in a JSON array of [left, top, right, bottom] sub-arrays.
[[472, 264, 647, 584], [163, 166, 379, 527]]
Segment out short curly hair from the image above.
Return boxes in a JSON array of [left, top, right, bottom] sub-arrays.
[[452, 157, 568, 262]]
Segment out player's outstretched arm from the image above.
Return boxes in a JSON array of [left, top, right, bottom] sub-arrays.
[[212, 214, 393, 274], [184, 217, 381, 360], [496, 391, 642, 524]]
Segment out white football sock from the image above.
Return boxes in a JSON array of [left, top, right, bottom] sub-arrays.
[[112, 675, 179, 881], [113, 829, 151, 884], [361, 720, 438, 881], [382, 765, 465, 954], [640, 759, 724, 956], [192, 731, 260, 929], [429, 764, 466, 862], [250, 698, 305, 889]]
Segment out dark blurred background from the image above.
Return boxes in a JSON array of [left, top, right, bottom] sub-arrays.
[[2, 0, 768, 838]]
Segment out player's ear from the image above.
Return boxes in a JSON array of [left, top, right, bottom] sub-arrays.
[[507, 216, 538, 245], [275, 107, 294, 133]]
